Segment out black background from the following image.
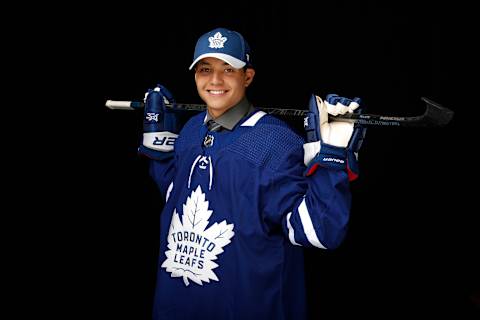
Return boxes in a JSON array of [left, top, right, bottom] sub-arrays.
[[19, 1, 477, 319]]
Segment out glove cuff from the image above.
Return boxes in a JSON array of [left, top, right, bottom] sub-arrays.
[[304, 143, 346, 176], [142, 132, 178, 152], [347, 151, 359, 181], [138, 145, 174, 161]]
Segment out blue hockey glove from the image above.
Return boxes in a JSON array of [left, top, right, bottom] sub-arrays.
[[303, 94, 367, 181], [138, 84, 181, 160]]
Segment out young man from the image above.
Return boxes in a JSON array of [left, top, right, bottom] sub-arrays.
[[139, 27, 366, 320]]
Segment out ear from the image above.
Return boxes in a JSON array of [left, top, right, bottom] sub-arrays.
[[244, 68, 255, 87]]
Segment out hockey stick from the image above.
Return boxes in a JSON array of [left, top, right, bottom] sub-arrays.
[[105, 97, 454, 127]]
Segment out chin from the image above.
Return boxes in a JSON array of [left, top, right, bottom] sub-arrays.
[[204, 97, 228, 109], [207, 102, 227, 110]]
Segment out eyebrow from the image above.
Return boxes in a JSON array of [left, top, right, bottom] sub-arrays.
[[197, 61, 231, 67]]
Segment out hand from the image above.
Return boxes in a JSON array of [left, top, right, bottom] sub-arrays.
[[138, 84, 181, 160], [303, 94, 367, 181]]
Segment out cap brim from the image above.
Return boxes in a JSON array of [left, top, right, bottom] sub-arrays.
[[188, 53, 246, 70]]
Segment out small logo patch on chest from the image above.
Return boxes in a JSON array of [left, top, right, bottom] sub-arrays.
[[203, 134, 215, 147]]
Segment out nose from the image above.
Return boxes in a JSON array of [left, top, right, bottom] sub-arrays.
[[209, 70, 224, 86]]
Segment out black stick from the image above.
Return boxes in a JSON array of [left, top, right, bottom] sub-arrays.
[[105, 97, 454, 127]]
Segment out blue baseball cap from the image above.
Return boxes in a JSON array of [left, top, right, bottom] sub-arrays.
[[188, 27, 252, 70]]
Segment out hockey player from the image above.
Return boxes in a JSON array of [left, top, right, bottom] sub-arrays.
[[138, 27, 366, 320]]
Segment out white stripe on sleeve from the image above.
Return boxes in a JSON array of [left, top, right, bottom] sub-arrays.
[[286, 212, 301, 246], [166, 181, 174, 202], [298, 198, 327, 249]]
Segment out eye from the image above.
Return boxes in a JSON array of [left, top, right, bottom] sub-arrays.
[[197, 67, 211, 73], [224, 67, 234, 73]]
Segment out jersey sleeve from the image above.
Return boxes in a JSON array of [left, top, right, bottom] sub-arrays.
[[147, 113, 198, 200], [260, 145, 352, 250], [148, 154, 176, 200]]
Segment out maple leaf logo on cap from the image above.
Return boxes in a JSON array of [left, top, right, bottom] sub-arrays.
[[208, 32, 227, 49]]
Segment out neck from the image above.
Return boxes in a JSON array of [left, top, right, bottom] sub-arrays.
[[207, 97, 245, 119], [207, 108, 228, 119]]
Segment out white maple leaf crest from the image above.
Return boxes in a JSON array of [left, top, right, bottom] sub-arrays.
[[208, 32, 227, 49], [161, 185, 235, 286]]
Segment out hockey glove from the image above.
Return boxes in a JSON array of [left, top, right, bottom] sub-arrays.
[[138, 84, 181, 160], [303, 94, 367, 181]]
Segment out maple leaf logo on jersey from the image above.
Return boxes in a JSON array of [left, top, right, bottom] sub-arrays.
[[161, 186, 235, 286]]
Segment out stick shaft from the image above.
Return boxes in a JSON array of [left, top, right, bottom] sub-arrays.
[[105, 98, 452, 127]]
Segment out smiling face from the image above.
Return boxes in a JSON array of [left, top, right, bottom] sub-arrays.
[[194, 57, 255, 119]]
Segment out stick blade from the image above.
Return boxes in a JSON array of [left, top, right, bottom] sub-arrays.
[[421, 97, 455, 127]]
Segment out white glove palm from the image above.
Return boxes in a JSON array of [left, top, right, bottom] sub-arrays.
[[318, 95, 360, 147], [303, 93, 366, 180]]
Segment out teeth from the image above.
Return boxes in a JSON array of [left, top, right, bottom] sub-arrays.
[[209, 90, 225, 95]]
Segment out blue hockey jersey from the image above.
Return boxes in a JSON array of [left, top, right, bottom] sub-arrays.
[[148, 109, 352, 320]]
